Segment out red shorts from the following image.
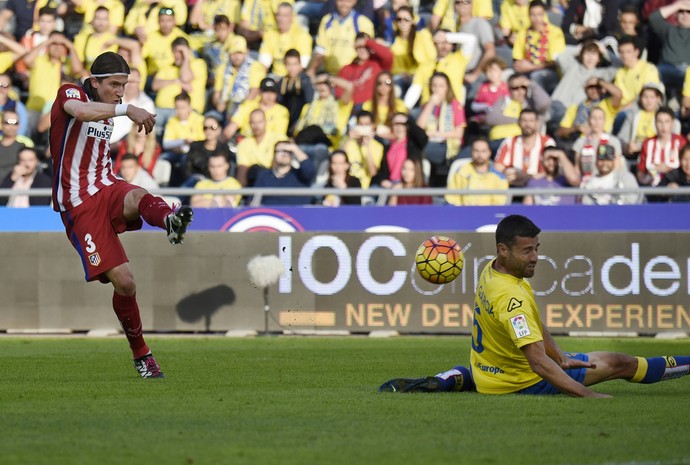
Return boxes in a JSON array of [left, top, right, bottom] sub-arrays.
[[61, 181, 143, 283]]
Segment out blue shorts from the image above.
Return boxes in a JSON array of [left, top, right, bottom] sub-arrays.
[[517, 353, 589, 395]]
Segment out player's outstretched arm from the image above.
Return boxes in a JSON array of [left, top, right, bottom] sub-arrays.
[[522, 341, 610, 398], [63, 101, 156, 134]]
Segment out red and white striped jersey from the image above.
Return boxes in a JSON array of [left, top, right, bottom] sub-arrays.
[[50, 83, 119, 212]]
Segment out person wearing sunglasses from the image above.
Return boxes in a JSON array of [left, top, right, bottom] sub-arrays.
[[649, 1, 690, 104], [390, 6, 436, 101], [337, 32, 393, 108], [361, 70, 407, 139], [485, 72, 550, 150], [0, 110, 29, 183], [0, 72, 29, 138], [183, 112, 234, 187]]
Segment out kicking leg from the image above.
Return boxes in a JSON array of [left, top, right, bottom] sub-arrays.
[[123, 188, 193, 244], [106, 263, 164, 378]]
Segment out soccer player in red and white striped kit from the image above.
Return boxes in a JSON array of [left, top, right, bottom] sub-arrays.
[[49, 51, 193, 378]]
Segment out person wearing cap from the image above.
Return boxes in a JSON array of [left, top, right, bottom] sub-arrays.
[[152, 37, 208, 117], [124, 0, 188, 39], [619, 81, 681, 160], [258, 2, 313, 78], [211, 35, 266, 119], [139, 6, 190, 77], [556, 76, 622, 145], [307, 0, 375, 77], [581, 144, 643, 205], [613, 35, 660, 110], [224, 76, 289, 140], [572, 107, 623, 183], [637, 107, 685, 188]]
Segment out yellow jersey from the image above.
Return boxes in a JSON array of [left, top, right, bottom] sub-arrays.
[[27, 55, 69, 112], [362, 98, 407, 127], [445, 163, 508, 206], [315, 12, 375, 75], [683, 67, 690, 98], [154, 58, 208, 113], [162, 112, 206, 144], [0, 51, 15, 73], [236, 131, 288, 168], [294, 97, 353, 148], [342, 137, 384, 188], [194, 177, 243, 207], [432, 0, 493, 31], [73, 31, 119, 70], [258, 23, 313, 77], [488, 99, 522, 141], [614, 60, 661, 107], [74, 0, 125, 31], [634, 110, 657, 143], [499, 0, 529, 35], [141, 27, 190, 75], [417, 51, 468, 105], [241, 0, 293, 32], [391, 28, 437, 80], [193, 0, 241, 28], [513, 23, 565, 63], [560, 98, 619, 134], [470, 260, 545, 394], [232, 100, 290, 137], [124, 0, 188, 36]]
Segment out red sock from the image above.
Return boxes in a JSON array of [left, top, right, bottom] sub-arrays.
[[138, 193, 172, 229], [112, 291, 150, 359]]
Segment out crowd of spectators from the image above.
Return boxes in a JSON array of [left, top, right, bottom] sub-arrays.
[[0, 0, 690, 207]]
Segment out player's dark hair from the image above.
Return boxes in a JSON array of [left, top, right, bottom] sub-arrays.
[[496, 215, 541, 248], [85, 52, 130, 102]]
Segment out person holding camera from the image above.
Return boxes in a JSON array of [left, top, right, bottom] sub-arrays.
[[253, 141, 316, 205]]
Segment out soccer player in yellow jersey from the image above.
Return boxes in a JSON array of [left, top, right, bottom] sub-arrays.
[[381, 214, 690, 396]]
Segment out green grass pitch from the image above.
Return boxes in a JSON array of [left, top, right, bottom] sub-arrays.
[[2, 336, 690, 465]]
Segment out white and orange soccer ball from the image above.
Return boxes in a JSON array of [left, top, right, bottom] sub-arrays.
[[415, 236, 464, 284]]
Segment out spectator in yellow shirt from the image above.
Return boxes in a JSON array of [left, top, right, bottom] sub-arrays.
[[191, 152, 242, 208], [188, 0, 240, 51], [161, 92, 206, 185], [72, 0, 125, 34], [73, 6, 119, 74], [236, 0, 293, 49], [430, 0, 493, 32], [23, 31, 83, 136], [614, 35, 661, 110], [152, 37, 208, 127], [211, 35, 266, 120], [499, 0, 530, 47], [140, 7, 190, 77], [390, 6, 436, 100], [308, 0, 375, 77], [258, 2, 312, 77], [341, 109, 384, 189], [125, 0, 188, 40], [235, 109, 288, 186], [445, 138, 509, 206], [225, 77, 290, 140], [512, 0, 565, 94], [362, 70, 408, 140]]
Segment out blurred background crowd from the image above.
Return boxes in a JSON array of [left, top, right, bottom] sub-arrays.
[[1, 0, 690, 208]]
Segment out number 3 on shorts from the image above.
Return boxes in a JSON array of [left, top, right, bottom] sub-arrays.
[[84, 233, 96, 253]]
